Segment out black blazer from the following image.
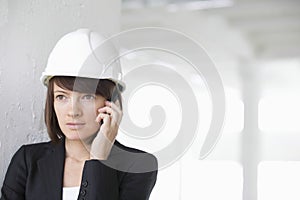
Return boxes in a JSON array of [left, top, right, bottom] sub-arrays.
[[1, 139, 158, 200]]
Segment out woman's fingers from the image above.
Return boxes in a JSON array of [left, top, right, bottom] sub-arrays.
[[97, 101, 122, 126], [98, 106, 113, 116], [106, 100, 121, 112], [99, 101, 122, 115], [95, 113, 111, 127]]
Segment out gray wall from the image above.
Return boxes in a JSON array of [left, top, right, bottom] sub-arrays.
[[0, 0, 120, 185]]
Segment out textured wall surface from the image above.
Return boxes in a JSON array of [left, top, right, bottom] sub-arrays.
[[0, 0, 120, 185]]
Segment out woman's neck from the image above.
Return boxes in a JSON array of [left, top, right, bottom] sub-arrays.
[[65, 139, 90, 162]]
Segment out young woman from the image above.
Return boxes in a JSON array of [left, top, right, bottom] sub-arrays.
[[1, 29, 157, 200]]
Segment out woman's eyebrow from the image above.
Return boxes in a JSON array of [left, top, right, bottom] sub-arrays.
[[54, 90, 69, 94]]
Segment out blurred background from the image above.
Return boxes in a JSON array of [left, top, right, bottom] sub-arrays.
[[1, 0, 300, 199]]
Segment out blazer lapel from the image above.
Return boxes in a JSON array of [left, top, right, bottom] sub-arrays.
[[37, 139, 65, 200]]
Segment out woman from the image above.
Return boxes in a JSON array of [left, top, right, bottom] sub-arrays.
[[1, 29, 158, 200]]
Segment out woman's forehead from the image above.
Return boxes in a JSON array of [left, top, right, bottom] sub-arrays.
[[52, 76, 99, 93], [53, 82, 96, 95]]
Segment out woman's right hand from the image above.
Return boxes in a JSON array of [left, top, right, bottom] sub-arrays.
[[90, 100, 123, 160]]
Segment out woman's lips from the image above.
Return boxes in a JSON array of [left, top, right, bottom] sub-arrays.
[[66, 123, 85, 130]]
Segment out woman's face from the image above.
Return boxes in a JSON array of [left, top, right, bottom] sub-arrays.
[[53, 82, 106, 142]]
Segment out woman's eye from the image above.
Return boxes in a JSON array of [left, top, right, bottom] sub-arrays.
[[55, 95, 66, 101], [82, 94, 96, 101]]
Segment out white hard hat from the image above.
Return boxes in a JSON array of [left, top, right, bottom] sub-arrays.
[[40, 28, 125, 91]]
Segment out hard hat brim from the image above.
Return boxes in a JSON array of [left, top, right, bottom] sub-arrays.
[[40, 73, 126, 92]]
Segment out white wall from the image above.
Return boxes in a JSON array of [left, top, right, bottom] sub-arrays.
[[0, 0, 121, 185]]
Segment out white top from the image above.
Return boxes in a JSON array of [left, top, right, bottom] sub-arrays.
[[62, 186, 80, 200]]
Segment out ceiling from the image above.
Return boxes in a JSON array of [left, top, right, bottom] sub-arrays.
[[121, 0, 300, 61]]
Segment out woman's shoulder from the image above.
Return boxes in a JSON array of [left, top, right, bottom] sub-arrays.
[[108, 141, 158, 173], [5, 141, 56, 173], [22, 140, 54, 152], [113, 140, 146, 153], [16, 140, 61, 161], [113, 140, 156, 159]]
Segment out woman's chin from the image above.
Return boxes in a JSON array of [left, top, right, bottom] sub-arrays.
[[64, 132, 84, 141], [65, 133, 96, 144]]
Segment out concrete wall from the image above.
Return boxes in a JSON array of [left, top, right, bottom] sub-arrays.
[[0, 0, 121, 185]]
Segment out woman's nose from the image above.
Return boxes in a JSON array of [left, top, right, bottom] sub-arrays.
[[67, 98, 82, 118]]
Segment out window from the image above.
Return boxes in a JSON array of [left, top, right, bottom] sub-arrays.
[[181, 161, 243, 200], [259, 95, 300, 133], [258, 162, 300, 200]]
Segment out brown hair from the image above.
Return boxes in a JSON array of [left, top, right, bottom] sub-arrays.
[[45, 76, 122, 143]]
